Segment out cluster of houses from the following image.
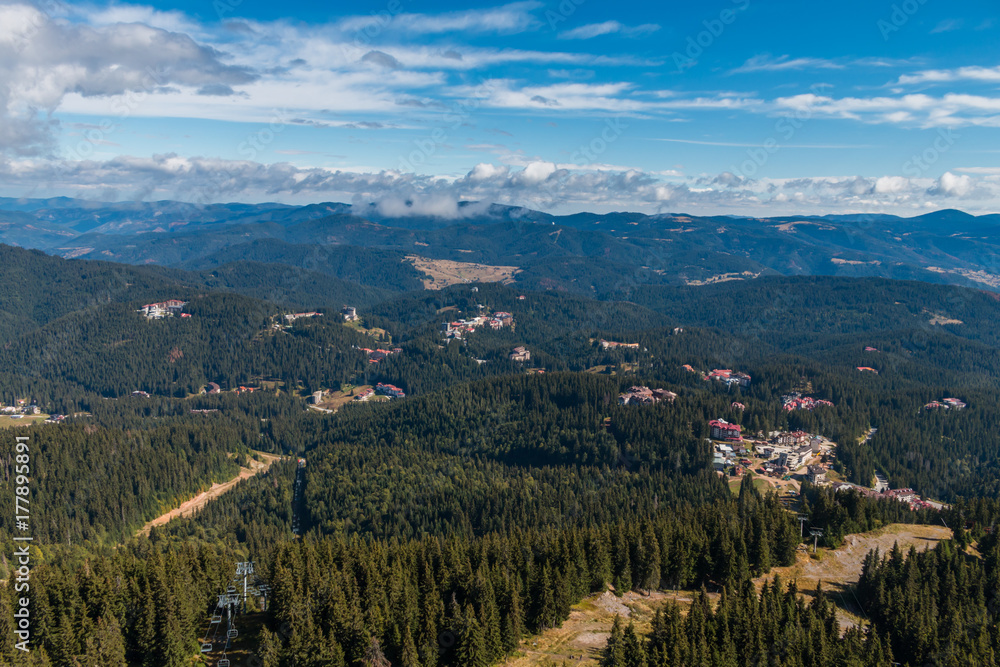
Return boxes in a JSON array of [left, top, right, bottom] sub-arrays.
[[353, 388, 375, 401], [443, 312, 515, 339], [600, 340, 640, 350], [2, 399, 41, 417], [618, 386, 677, 405], [202, 381, 262, 395], [864, 346, 879, 352], [375, 383, 405, 399], [781, 392, 835, 411], [342, 306, 358, 322], [285, 311, 323, 323], [138, 300, 188, 319], [924, 397, 967, 410], [358, 346, 403, 364], [709, 422, 834, 478], [706, 369, 752, 388], [759, 430, 825, 469], [713, 446, 753, 473], [44, 414, 67, 423]]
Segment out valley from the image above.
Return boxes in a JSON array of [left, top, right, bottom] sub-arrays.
[[0, 209, 996, 666]]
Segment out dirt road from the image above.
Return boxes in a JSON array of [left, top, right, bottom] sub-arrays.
[[134, 451, 282, 537]]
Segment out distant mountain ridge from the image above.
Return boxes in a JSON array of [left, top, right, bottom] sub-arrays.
[[0, 197, 998, 295]]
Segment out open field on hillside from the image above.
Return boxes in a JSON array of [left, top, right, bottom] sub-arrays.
[[0, 414, 48, 427], [406, 255, 520, 289], [502, 523, 952, 666], [684, 271, 761, 286]]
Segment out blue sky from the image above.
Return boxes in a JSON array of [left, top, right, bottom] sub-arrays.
[[0, 0, 998, 215]]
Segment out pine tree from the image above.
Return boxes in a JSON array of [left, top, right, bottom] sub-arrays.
[[603, 615, 627, 667], [362, 637, 391, 667], [82, 615, 127, 666]]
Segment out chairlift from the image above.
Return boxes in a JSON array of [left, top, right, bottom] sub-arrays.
[[228, 628, 239, 638], [210, 615, 223, 623], [218, 660, 230, 667], [201, 643, 213, 653]]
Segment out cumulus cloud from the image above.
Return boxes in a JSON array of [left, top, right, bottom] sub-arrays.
[[931, 171, 975, 197], [3, 155, 999, 216], [0, 1, 255, 155]]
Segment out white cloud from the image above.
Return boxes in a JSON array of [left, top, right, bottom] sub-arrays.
[[558, 21, 660, 40], [3, 155, 999, 216], [933, 171, 974, 197], [731, 55, 846, 73], [895, 66, 1000, 85], [336, 2, 543, 36], [930, 19, 963, 34], [0, 2, 256, 155], [771, 92, 1000, 128], [874, 176, 910, 194]]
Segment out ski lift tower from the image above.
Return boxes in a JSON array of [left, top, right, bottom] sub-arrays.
[[200, 561, 271, 666], [809, 528, 824, 553]]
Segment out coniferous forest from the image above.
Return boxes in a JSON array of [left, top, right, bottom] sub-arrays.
[[0, 244, 997, 666]]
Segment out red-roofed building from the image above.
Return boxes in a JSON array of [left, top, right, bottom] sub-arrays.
[[710, 419, 743, 442], [376, 383, 405, 399]]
